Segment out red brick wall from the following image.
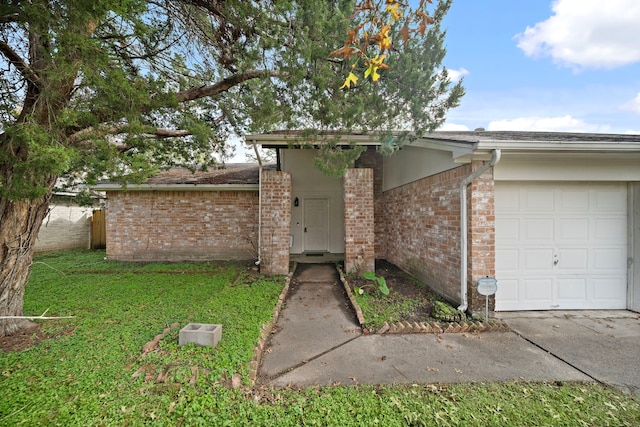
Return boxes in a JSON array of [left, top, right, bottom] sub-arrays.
[[355, 148, 384, 258], [106, 190, 258, 261], [260, 170, 291, 275], [467, 167, 497, 312], [381, 163, 496, 312], [344, 168, 375, 273]]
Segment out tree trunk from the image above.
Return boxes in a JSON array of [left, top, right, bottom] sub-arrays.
[[0, 186, 54, 337]]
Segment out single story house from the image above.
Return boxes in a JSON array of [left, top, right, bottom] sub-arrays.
[[95, 131, 640, 315]]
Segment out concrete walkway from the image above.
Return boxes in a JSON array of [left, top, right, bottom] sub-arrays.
[[259, 264, 361, 381], [499, 310, 640, 396], [259, 264, 616, 389]]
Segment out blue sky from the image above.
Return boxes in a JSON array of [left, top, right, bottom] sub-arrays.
[[233, 0, 640, 161], [439, 0, 640, 133]]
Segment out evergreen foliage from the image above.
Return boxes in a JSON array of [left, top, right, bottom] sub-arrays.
[[0, 0, 463, 196], [0, 0, 463, 335]]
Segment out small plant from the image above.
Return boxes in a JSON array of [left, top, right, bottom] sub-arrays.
[[354, 271, 390, 296], [431, 300, 465, 322]]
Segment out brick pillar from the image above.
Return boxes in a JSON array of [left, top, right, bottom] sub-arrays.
[[467, 164, 496, 313], [344, 168, 375, 273], [260, 170, 291, 275], [355, 147, 384, 258]]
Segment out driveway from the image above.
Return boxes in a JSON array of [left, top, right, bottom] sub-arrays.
[[498, 310, 640, 396]]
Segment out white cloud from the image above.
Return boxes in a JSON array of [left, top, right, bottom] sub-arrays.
[[515, 0, 640, 69], [447, 67, 469, 83], [622, 92, 640, 114], [438, 122, 470, 131], [487, 115, 609, 133], [625, 130, 640, 135]]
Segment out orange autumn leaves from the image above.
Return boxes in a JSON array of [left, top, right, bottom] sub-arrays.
[[332, 0, 435, 89]]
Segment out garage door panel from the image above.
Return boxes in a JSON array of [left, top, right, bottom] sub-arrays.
[[558, 218, 589, 241], [524, 278, 553, 301], [496, 182, 627, 311], [594, 189, 626, 211], [495, 218, 519, 241], [558, 249, 588, 270], [592, 248, 626, 271], [498, 278, 520, 302], [558, 189, 589, 211], [495, 249, 518, 271], [524, 189, 555, 211], [593, 278, 627, 300], [523, 248, 554, 271], [556, 278, 587, 300], [594, 218, 626, 241], [496, 188, 521, 211], [524, 218, 554, 241]]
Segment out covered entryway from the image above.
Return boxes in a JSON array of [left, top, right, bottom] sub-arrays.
[[495, 181, 628, 311]]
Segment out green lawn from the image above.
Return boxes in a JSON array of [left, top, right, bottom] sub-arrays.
[[1, 250, 638, 426]]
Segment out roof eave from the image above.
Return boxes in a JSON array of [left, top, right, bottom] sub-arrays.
[[93, 183, 259, 192], [247, 133, 382, 147], [475, 141, 640, 151], [452, 141, 640, 163]]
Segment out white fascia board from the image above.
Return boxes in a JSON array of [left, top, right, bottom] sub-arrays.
[[93, 184, 259, 192], [452, 141, 640, 163], [475, 140, 640, 152], [247, 133, 381, 146]]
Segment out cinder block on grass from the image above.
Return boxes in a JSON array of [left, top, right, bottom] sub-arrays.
[[179, 323, 222, 347]]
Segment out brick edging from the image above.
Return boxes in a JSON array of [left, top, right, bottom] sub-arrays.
[[337, 266, 510, 335], [247, 263, 296, 385], [337, 267, 367, 327], [376, 319, 510, 334]]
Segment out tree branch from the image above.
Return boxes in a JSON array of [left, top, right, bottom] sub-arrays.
[[0, 315, 75, 320], [175, 69, 279, 102], [151, 128, 192, 138], [0, 40, 39, 85], [0, 15, 19, 24], [0, 308, 74, 320], [0, 6, 20, 24], [69, 124, 192, 146]]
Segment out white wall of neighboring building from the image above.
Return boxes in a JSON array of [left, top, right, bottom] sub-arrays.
[[35, 200, 93, 253]]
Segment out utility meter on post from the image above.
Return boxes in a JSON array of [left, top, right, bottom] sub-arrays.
[[477, 277, 498, 322]]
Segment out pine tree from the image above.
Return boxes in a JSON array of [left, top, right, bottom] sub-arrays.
[[0, 0, 462, 336]]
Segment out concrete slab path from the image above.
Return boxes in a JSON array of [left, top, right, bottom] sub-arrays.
[[499, 311, 640, 396], [268, 331, 590, 387], [259, 264, 601, 389], [259, 264, 362, 381]]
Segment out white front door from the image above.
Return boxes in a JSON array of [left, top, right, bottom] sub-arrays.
[[495, 182, 628, 311], [303, 198, 329, 252]]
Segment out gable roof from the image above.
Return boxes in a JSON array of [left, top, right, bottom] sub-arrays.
[[250, 131, 640, 162], [94, 163, 275, 191]]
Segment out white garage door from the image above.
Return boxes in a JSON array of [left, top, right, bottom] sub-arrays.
[[495, 182, 627, 311]]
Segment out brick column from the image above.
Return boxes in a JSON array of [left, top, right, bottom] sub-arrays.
[[467, 164, 496, 313], [354, 147, 384, 258], [260, 170, 291, 275], [344, 168, 375, 273]]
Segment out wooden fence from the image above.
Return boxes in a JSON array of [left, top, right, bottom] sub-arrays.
[[91, 209, 106, 249]]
